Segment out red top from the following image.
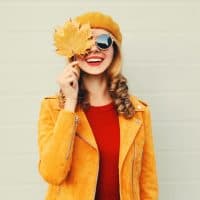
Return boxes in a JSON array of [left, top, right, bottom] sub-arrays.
[[84, 101, 120, 200]]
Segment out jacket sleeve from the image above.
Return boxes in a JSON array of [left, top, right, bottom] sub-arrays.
[[139, 105, 159, 200], [37, 98, 79, 185]]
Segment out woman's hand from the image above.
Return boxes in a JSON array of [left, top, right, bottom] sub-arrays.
[[56, 61, 80, 103]]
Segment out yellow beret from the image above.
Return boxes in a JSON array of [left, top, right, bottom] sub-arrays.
[[74, 11, 122, 44]]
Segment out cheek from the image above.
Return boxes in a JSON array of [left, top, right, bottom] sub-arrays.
[[75, 55, 84, 62], [105, 48, 114, 63], [75, 56, 86, 68], [78, 61, 87, 69]]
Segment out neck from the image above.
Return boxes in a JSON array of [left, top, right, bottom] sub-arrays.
[[82, 73, 112, 104]]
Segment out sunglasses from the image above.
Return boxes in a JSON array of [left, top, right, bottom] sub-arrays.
[[94, 34, 113, 50]]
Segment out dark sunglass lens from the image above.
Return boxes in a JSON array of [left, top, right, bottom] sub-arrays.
[[96, 34, 112, 49]]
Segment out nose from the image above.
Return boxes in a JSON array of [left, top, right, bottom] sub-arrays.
[[90, 42, 100, 52]]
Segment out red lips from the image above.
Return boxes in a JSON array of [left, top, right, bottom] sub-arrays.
[[85, 55, 105, 67]]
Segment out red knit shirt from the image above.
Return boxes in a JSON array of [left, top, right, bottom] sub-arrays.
[[84, 101, 120, 200]]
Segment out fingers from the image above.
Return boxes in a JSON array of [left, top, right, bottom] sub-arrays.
[[56, 61, 80, 87], [65, 61, 79, 69], [64, 71, 77, 80], [67, 76, 77, 88], [64, 61, 80, 79], [71, 67, 80, 79]]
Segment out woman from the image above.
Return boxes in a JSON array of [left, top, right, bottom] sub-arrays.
[[37, 11, 159, 200]]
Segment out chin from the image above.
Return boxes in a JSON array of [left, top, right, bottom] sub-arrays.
[[81, 68, 107, 75]]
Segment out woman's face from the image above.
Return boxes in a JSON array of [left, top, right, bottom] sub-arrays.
[[75, 28, 114, 75]]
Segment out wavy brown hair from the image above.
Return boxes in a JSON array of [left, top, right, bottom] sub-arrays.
[[56, 40, 136, 119]]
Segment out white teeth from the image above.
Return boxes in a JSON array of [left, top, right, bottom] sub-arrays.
[[86, 58, 103, 62]]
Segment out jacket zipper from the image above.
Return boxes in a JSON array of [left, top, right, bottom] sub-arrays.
[[56, 186, 61, 200], [131, 143, 138, 200], [56, 113, 79, 199], [66, 114, 79, 159]]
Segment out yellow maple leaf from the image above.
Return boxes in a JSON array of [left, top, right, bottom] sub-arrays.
[[53, 19, 94, 58]]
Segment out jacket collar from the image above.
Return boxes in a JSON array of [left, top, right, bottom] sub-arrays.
[[49, 94, 146, 174]]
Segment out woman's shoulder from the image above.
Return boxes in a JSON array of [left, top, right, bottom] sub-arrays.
[[43, 92, 59, 99], [40, 93, 60, 110], [129, 94, 149, 112]]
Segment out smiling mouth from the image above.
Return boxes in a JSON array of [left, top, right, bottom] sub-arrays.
[[85, 57, 104, 66]]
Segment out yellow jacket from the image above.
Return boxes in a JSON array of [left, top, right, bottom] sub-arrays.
[[37, 94, 159, 200]]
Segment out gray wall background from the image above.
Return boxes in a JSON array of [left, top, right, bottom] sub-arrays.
[[0, 0, 200, 199]]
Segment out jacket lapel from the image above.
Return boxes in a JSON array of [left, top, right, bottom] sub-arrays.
[[76, 107, 98, 149], [118, 113, 143, 174], [74, 96, 146, 174]]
